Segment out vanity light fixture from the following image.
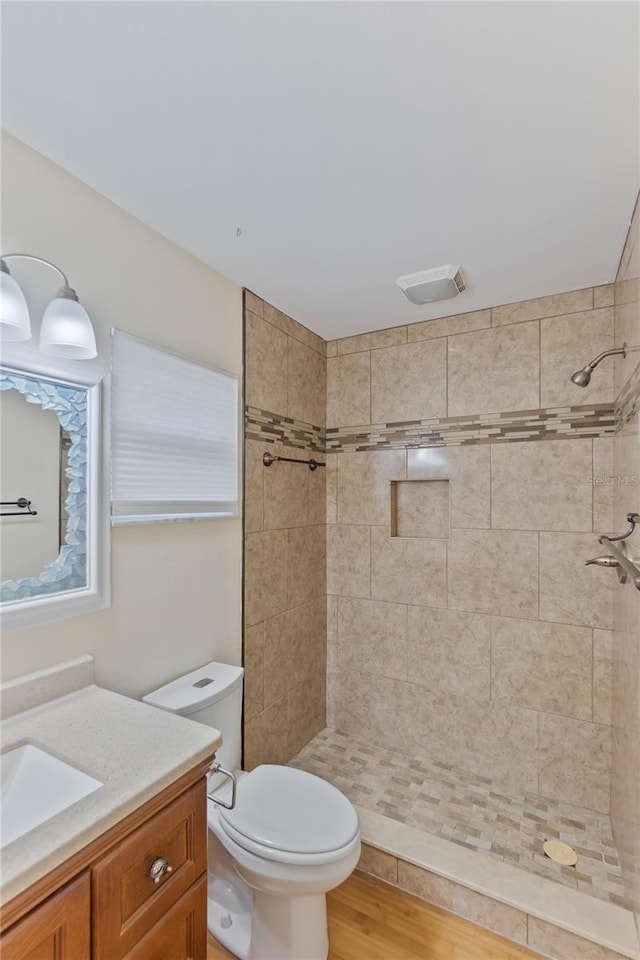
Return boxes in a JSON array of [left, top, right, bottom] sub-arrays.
[[0, 254, 97, 359]]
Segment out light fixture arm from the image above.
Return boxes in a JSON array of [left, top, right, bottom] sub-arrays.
[[1, 253, 70, 288]]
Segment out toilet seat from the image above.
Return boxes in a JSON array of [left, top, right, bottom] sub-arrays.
[[215, 765, 359, 864]]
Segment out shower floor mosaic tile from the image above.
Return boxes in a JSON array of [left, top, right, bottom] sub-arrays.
[[289, 727, 631, 911]]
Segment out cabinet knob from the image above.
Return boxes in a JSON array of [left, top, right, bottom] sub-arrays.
[[149, 857, 173, 884]]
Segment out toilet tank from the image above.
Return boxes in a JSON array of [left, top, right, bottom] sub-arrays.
[[142, 661, 244, 784]]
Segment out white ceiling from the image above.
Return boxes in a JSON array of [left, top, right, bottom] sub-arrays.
[[1, 1, 638, 340]]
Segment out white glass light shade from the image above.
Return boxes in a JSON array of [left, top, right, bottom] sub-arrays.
[[0, 269, 31, 341], [39, 297, 97, 359]]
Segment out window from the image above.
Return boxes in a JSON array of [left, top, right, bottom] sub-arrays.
[[110, 329, 239, 523]]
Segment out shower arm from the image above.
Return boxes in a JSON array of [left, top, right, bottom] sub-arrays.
[[584, 345, 627, 371]]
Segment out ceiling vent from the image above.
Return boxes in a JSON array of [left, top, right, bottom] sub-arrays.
[[396, 265, 465, 304]]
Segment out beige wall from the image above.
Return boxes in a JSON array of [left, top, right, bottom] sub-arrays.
[[0, 132, 243, 697], [611, 194, 640, 928], [326, 287, 616, 812], [243, 291, 327, 767], [1, 390, 60, 581]]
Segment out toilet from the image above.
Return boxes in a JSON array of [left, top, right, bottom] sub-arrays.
[[143, 661, 361, 960]]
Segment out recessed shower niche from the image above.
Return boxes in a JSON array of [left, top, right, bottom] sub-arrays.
[[390, 478, 450, 539]]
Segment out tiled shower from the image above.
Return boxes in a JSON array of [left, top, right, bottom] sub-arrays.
[[242, 202, 640, 955]]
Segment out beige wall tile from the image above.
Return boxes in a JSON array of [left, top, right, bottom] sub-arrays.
[[408, 607, 490, 700], [491, 439, 593, 532], [594, 283, 615, 308], [264, 598, 326, 709], [263, 445, 309, 529], [337, 326, 407, 355], [392, 479, 450, 539], [357, 845, 398, 884], [371, 340, 446, 423], [447, 529, 538, 618], [541, 308, 614, 408], [264, 300, 308, 345], [613, 298, 640, 395], [244, 696, 290, 769], [491, 617, 593, 720], [337, 596, 407, 681], [407, 309, 491, 343], [244, 289, 264, 318], [539, 532, 613, 629], [592, 439, 615, 534], [492, 288, 593, 326], [308, 461, 326, 525], [326, 340, 338, 358], [326, 454, 338, 523], [245, 310, 288, 414], [447, 697, 539, 791], [527, 918, 629, 960], [539, 714, 612, 813], [243, 623, 264, 721], [307, 327, 327, 357], [370, 527, 446, 607], [244, 439, 264, 533], [287, 338, 326, 427], [327, 525, 370, 598], [244, 530, 288, 626], [327, 353, 370, 428], [408, 445, 491, 529], [288, 673, 326, 756], [337, 450, 407, 525], [287, 524, 326, 608], [327, 595, 338, 672], [448, 322, 539, 416], [397, 863, 527, 944], [593, 628, 613, 726]]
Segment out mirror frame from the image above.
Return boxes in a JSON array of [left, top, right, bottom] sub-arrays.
[[0, 364, 108, 631]]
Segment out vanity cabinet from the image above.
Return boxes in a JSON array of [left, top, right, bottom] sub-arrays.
[[0, 762, 211, 960]]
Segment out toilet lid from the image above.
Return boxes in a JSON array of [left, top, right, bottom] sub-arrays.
[[219, 765, 359, 855]]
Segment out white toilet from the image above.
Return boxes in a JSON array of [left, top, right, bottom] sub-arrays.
[[143, 661, 361, 960]]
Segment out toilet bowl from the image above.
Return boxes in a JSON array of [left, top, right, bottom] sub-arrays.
[[143, 662, 361, 960]]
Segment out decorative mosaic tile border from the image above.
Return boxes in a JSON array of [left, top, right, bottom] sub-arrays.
[[245, 406, 326, 453], [325, 404, 615, 453], [616, 360, 640, 431]]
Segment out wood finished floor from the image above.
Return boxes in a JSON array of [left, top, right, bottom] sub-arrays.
[[206, 871, 543, 959]]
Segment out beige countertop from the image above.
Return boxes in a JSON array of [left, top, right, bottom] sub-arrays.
[[1, 658, 221, 906]]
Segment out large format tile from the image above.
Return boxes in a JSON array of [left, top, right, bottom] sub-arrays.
[[337, 596, 408, 681], [491, 617, 593, 720], [539, 532, 613, 629], [288, 674, 326, 756], [244, 530, 288, 626], [337, 450, 406, 525], [263, 444, 309, 529], [592, 439, 614, 535], [447, 321, 539, 416], [407, 308, 491, 343], [287, 524, 326, 608], [244, 439, 264, 533], [407, 607, 490, 700], [325, 454, 338, 523], [336, 326, 407, 355], [243, 622, 264, 721], [357, 844, 399, 884], [243, 696, 290, 769], [447, 529, 539, 618], [371, 339, 446, 423], [492, 287, 593, 326], [370, 527, 446, 607], [446, 697, 539, 792], [539, 714, 612, 813], [245, 310, 288, 414], [327, 352, 370, 427], [593, 629, 613, 726], [491, 440, 593, 532], [527, 918, 631, 960], [287, 338, 326, 427], [408, 445, 491, 528], [541, 307, 614, 408], [308, 460, 326, 525], [327, 525, 370, 598]]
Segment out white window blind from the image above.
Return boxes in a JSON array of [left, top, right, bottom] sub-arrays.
[[110, 329, 239, 523]]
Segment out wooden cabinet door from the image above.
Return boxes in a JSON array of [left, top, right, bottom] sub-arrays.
[[0, 872, 90, 960], [122, 875, 207, 960]]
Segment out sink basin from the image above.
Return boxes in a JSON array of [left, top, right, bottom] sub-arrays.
[[1, 744, 103, 848]]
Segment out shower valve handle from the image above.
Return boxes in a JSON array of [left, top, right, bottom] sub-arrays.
[[585, 555, 620, 567]]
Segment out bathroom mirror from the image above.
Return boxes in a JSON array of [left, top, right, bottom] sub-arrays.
[[0, 365, 107, 630]]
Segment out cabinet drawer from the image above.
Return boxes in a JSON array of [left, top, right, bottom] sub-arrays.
[[92, 780, 206, 959], [0, 872, 90, 960], [122, 874, 207, 960]]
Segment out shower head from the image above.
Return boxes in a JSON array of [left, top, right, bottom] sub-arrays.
[[570, 344, 628, 388]]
